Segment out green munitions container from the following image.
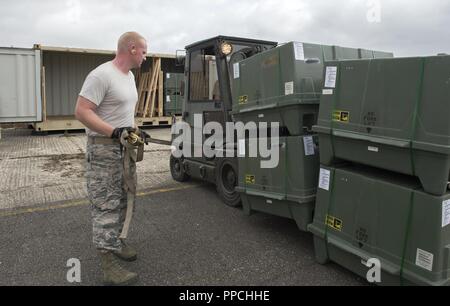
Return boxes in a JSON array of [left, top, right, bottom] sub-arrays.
[[231, 42, 392, 136], [308, 164, 450, 286], [164, 72, 184, 116], [164, 94, 183, 116], [236, 135, 319, 231], [164, 72, 184, 91], [314, 55, 450, 195]]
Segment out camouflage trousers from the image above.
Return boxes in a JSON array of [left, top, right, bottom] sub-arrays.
[[86, 141, 136, 251]]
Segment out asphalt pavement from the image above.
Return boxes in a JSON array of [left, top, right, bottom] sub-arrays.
[[0, 182, 366, 286]]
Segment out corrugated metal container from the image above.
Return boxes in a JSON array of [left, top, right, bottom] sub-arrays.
[[43, 50, 114, 116], [38, 45, 179, 117], [0, 48, 42, 123], [1, 44, 181, 129]]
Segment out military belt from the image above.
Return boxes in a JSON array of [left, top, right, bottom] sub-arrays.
[[87, 136, 120, 145]]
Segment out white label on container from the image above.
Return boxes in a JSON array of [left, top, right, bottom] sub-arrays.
[[293, 42, 305, 61], [368, 146, 379, 152], [285, 81, 294, 95], [233, 63, 240, 79], [318, 168, 331, 191], [322, 89, 333, 95], [303, 136, 315, 156], [416, 248, 434, 271], [258, 114, 264, 118], [166, 95, 171, 102], [266, 199, 273, 204], [238, 139, 245, 156], [167, 73, 171, 79], [442, 199, 450, 228], [325, 66, 338, 88]]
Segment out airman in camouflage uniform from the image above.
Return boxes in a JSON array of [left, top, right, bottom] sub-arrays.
[[75, 31, 148, 285]]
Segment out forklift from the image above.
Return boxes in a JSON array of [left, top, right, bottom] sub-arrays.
[[169, 36, 277, 206]]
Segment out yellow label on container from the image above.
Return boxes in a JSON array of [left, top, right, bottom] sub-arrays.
[[332, 110, 350, 123], [245, 175, 255, 184], [326, 215, 343, 231], [262, 55, 279, 68], [239, 95, 248, 105]]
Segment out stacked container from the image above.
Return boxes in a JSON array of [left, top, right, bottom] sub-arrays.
[[164, 72, 184, 116], [232, 42, 392, 231], [309, 55, 450, 285]]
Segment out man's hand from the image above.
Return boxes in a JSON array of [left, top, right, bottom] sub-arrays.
[[111, 127, 136, 139], [134, 127, 150, 145]]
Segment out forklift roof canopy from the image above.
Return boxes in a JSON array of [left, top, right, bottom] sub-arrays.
[[185, 36, 277, 50]]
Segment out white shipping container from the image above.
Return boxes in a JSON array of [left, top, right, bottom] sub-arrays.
[[0, 48, 42, 123]]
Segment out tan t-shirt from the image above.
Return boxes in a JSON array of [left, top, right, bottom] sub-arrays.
[[79, 61, 138, 136]]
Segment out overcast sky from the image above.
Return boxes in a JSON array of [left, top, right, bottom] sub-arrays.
[[0, 0, 449, 57]]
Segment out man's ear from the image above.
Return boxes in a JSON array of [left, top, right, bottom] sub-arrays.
[[130, 45, 137, 54]]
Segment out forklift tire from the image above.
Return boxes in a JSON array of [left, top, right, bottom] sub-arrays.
[[170, 155, 190, 182], [216, 158, 241, 207]]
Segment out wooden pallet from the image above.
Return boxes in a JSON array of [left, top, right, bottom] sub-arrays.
[[32, 116, 85, 132], [135, 116, 173, 127], [135, 58, 163, 118]]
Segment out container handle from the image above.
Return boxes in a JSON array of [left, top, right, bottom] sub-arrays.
[[332, 130, 410, 148]]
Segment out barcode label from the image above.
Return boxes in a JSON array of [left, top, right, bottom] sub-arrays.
[[238, 139, 245, 156], [416, 248, 434, 271], [303, 136, 315, 156], [285, 81, 294, 95], [293, 42, 305, 61], [325, 66, 337, 88], [318, 168, 331, 191], [442, 199, 450, 228], [233, 63, 240, 79]]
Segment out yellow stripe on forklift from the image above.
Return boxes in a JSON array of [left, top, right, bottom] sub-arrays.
[[0, 184, 199, 218]]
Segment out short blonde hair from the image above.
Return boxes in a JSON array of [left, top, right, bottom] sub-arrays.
[[117, 31, 146, 53]]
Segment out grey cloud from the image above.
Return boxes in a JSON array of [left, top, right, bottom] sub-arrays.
[[0, 0, 449, 57]]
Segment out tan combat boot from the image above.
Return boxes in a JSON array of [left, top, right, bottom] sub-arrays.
[[113, 239, 137, 262], [99, 250, 138, 285]]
